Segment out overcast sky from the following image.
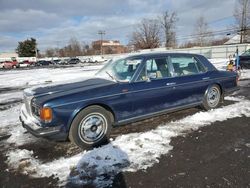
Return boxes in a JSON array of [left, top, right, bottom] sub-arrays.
[[0, 0, 237, 52]]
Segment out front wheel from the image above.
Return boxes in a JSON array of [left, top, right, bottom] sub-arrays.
[[202, 85, 222, 110], [69, 105, 113, 149]]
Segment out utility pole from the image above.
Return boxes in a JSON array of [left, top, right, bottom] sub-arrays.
[[240, 0, 248, 43], [35, 48, 38, 59], [98, 30, 105, 55]]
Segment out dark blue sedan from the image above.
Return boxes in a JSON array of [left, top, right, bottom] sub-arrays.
[[20, 53, 238, 148]]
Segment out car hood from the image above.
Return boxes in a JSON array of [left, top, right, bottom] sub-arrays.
[[24, 77, 116, 98]]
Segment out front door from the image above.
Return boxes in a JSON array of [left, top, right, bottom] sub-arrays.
[[131, 56, 179, 117]]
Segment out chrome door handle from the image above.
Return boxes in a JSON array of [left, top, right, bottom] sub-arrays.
[[166, 82, 176, 86], [202, 77, 210, 80]]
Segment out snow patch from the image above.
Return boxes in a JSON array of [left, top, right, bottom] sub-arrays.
[[240, 69, 250, 80], [0, 91, 23, 104], [0, 105, 21, 128], [7, 149, 40, 175], [0, 66, 100, 89]]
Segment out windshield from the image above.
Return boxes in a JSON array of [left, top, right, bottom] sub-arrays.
[[95, 57, 143, 82]]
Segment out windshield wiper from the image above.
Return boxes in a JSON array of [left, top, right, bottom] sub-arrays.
[[105, 71, 118, 82]]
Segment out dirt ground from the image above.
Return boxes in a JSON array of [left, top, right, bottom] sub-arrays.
[[0, 78, 250, 188], [111, 116, 250, 188]]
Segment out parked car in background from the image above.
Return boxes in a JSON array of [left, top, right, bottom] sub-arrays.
[[1, 60, 19, 69], [56, 59, 69, 65], [82, 57, 91, 63], [18, 60, 34, 68], [89, 56, 107, 63], [18, 62, 30, 68], [239, 49, 250, 69], [35, 60, 52, 66], [22, 60, 34, 66], [0, 62, 4, 68], [67, 57, 81, 64], [20, 53, 238, 149], [52, 59, 61, 64]]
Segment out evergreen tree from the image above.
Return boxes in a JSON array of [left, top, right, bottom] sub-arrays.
[[16, 38, 37, 57]]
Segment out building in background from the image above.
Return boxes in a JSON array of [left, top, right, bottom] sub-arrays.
[[0, 52, 37, 62], [92, 40, 127, 55], [225, 33, 250, 45], [0, 52, 18, 61]]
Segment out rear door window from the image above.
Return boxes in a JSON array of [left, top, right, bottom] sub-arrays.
[[170, 56, 206, 76]]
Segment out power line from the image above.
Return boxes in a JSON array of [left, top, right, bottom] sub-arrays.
[[98, 30, 105, 55], [176, 27, 238, 40]]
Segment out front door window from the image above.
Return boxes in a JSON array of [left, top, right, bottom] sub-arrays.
[[137, 57, 171, 81]]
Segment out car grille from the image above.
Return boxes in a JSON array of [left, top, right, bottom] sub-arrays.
[[31, 104, 40, 117]]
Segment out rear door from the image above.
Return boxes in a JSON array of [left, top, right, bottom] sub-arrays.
[[168, 54, 211, 105]]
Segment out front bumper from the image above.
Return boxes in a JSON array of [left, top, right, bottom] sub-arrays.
[[19, 104, 67, 140]]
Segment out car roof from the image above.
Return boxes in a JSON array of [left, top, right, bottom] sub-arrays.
[[125, 52, 202, 59]]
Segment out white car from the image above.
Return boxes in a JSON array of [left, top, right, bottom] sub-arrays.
[[18, 62, 30, 68], [89, 56, 107, 63]]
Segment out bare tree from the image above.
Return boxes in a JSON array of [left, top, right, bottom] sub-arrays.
[[234, 0, 250, 43], [159, 11, 178, 48], [130, 18, 161, 50], [193, 16, 213, 46], [67, 37, 82, 56], [45, 48, 57, 57], [44, 39, 95, 57]]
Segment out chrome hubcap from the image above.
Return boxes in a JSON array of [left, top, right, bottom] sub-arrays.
[[78, 113, 107, 143], [207, 87, 220, 108]]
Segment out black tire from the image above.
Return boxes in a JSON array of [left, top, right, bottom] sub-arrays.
[[202, 84, 222, 110], [69, 105, 113, 149]]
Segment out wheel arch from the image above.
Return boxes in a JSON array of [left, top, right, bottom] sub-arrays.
[[205, 82, 223, 96], [66, 102, 116, 133], [213, 82, 224, 100]]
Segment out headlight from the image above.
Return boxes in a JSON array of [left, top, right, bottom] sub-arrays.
[[40, 107, 53, 123]]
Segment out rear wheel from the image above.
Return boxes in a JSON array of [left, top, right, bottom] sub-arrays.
[[69, 105, 113, 149], [202, 85, 222, 110]]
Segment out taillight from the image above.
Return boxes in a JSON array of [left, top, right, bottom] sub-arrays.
[[40, 107, 53, 123]]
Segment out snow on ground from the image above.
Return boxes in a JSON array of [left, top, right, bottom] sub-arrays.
[[0, 65, 101, 88], [240, 69, 250, 80], [6, 97, 250, 187], [1, 61, 250, 187], [0, 105, 21, 129], [0, 91, 23, 104], [0, 103, 38, 146]]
